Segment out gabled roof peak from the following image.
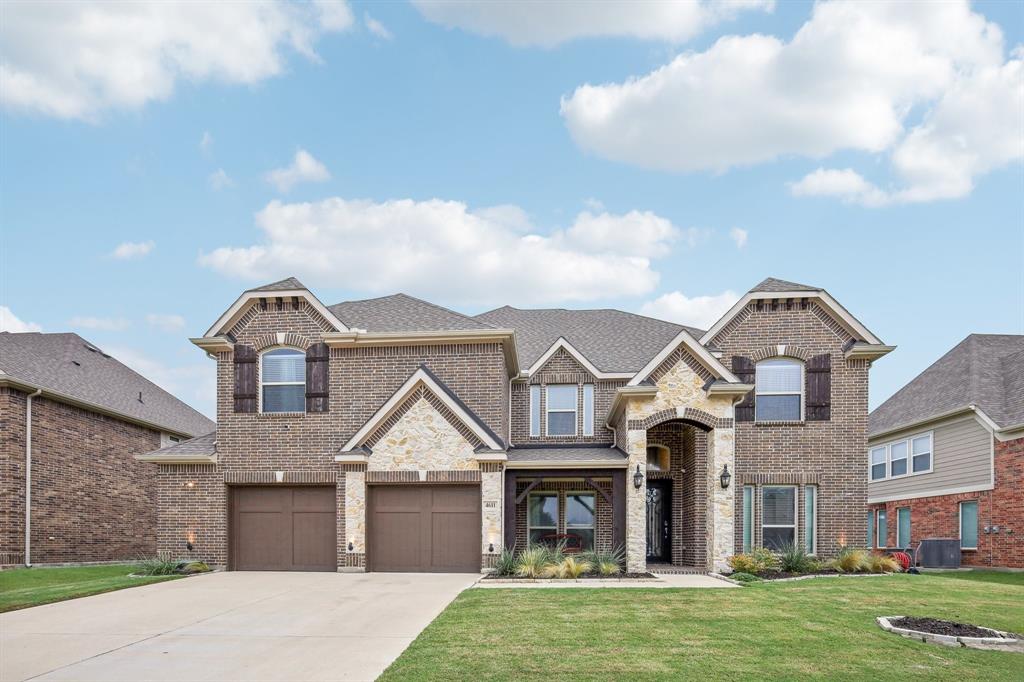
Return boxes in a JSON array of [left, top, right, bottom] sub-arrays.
[[247, 277, 307, 292], [750, 277, 821, 293]]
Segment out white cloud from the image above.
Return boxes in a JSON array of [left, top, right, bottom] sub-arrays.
[[412, 0, 773, 47], [0, 1, 353, 120], [69, 316, 131, 332], [146, 313, 187, 332], [199, 196, 683, 305], [199, 131, 213, 156], [105, 345, 216, 419], [561, 1, 1022, 203], [729, 227, 748, 249], [788, 168, 889, 206], [209, 168, 235, 190], [111, 241, 155, 259], [640, 290, 739, 329], [0, 306, 42, 333], [364, 12, 394, 40], [265, 149, 331, 192]]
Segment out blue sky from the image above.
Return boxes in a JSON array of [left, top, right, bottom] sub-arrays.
[[1, 0, 1021, 419]]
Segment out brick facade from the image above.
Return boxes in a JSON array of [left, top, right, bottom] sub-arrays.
[[1, 387, 161, 565], [714, 299, 870, 559], [867, 436, 1023, 569]]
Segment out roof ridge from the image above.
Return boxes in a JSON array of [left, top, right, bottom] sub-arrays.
[[391, 293, 497, 329]]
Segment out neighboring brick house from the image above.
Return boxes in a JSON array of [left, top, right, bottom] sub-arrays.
[[140, 276, 891, 573], [0, 332, 214, 566], [867, 334, 1023, 569]]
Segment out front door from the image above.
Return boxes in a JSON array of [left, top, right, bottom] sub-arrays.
[[646, 480, 672, 562]]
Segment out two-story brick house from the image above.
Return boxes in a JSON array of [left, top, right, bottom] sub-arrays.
[[140, 276, 891, 573]]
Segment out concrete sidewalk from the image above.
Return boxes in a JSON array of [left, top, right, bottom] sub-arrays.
[[0, 571, 477, 682], [473, 573, 736, 588]]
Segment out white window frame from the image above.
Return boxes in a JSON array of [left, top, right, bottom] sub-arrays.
[[959, 500, 978, 550], [582, 383, 594, 437], [527, 491, 558, 545], [804, 485, 818, 556], [742, 485, 755, 554], [565, 491, 596, 551], [259, 347, 305, 414], [545, 384, 578, 437], [896, 507, 911, 548], [529, 385, 541, 437], [761, 485, 798, 550], [876, 509, 887, 549], [866, 430, 934, 482], [754, 358, 804, 422]]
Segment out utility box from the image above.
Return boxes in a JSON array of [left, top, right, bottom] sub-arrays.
[[917, 539, 962, 568]]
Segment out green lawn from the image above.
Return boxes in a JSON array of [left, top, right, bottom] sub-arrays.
[[0, 564, 182, 612], [382, 572, 1023, 681]]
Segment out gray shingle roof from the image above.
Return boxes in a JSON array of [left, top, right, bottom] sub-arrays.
[[329, 293, 495, 333], [141, 431, 217, 458], [0, 332, 215, 437], [248, 277, 306, 292], [475, 306, 700, 373], [507, 446, 628, 463], [750, 277, 821, 293], [869, 334, 1024, 436]]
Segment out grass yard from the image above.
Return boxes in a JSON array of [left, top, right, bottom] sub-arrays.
[[382, 572, 1024, 681], [0, 564, 182, 612]]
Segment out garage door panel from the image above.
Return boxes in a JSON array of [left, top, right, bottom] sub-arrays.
[[231, 486, 336, 572], [371, 510, 423, 571], [430, 512, 478, 570]]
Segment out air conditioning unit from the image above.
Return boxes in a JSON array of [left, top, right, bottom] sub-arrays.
[[916, 538, 961, 568]]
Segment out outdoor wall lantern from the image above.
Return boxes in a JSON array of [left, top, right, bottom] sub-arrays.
[[488, 543, 495, 553], [348, 541, 354, 552], [185, 532, 195, 552], [720, 464, 732, 489], [633, 464, 644, 490]]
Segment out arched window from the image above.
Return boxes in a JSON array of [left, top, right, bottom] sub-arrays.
[[755, 358, 803, 421], [646, 444, 670, 471], [261, 348, 305, 413]]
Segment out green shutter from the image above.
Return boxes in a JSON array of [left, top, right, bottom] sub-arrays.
[[742, 486, 754, 553], [804, 486, 816, 554], [960, 501, 978, 549]]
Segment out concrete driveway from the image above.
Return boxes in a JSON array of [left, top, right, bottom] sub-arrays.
[[0, 571, 478, 682]]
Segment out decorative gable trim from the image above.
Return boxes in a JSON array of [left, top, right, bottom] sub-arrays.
[[203, 288, 348, 339], [525, 337, 633, 379], [340, 366, 504, 452], [628, 330, 739, 386]]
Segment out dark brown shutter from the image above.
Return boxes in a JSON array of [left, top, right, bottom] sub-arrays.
[[806, 353, 832, 421], [732, 356, 755, 422], [233, 344, 258, 413], [305, 342, 330, 413]]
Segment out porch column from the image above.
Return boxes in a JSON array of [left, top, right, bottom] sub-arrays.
[[625, 428, 647, 572], [342, 467, 366, 571], [503, 470, 517, 550], [708, 427, 736, 573]]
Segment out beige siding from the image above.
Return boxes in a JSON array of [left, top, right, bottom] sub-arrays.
[[867, 415, 993, 502]]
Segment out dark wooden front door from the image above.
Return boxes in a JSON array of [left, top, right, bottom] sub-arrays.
[[230, 486, 336, 571], [368, 485, 480, 572], [646, 480, 672, 562]]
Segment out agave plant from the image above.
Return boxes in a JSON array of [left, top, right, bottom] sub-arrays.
[[514, 546, 548, 578], [492, 545, 517, 576]]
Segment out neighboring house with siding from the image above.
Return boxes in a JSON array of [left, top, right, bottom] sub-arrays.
[[138, 276, 891, 574], [0, 332, 215, 566], [867, 334, 1024, 568]]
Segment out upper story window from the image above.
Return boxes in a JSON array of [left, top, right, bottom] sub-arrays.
[[261, 348, 305, 413], [646, 445, 670, 471], [546, 385, 577, 436], [755, 358, 803, 422], [868, 432, 933, 482]]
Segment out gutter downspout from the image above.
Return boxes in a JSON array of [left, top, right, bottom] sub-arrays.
[[25, 388, 42, 567]]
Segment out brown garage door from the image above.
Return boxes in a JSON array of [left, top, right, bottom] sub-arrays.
[[368, 485, 480, 572], [231, 486, 336, 571]]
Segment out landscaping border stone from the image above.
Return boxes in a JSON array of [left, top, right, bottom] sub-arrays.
[[877, 616, 1019, 649]]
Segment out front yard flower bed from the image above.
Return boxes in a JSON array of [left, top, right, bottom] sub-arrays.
[[482, 572, 657, 581], [490, 544, 627, 580], [726, 545, 901, 583], [878, 615, 1020, 649]]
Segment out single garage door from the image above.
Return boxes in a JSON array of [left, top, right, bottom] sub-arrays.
[[368, 485, 480, 572], [231, 486, 336, 571]]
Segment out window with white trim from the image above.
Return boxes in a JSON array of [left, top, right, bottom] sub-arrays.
[[911, 434, 932, 473], [545, 385, 577, 436], [755, 359, 802, 421], [876, 509, 887, 549], [566, 493, 595, 551], [528, 492, 558, 545], [761, 486, 797, 550], [582, 384, 594, 436], [868, 431, 934, 482], [261, 348, 305, 413], [889, 440, 908, 477], [870, 446, 887, 481], [804, 485, 817, 555], [529, 385, 541, 437]]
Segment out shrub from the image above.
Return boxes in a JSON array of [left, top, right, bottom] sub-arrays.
[[514, 546, 548, 578], [728, 548, 780, 576], [597, 560, 621, 576], [178, 561, 211, 574], [135, 553, 180, 576], [865, 553, 901, 574], [544, 556, 593, 579], [493, 546, 517, 576], [831, 547, 868, 573], [730, 572, 761, 583], [580, 546, 625, 576], [728, 554, 760, 574], [778, 543, 816, 574]]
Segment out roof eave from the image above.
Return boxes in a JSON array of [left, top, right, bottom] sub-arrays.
[[190, 336, 234, 353], [203, 288, 349, 338], [628, 329, 741, 387], [133, 453, 218, 464], [844, 343, 896, 362], [505, 459, 628, 470], [868, 404, 998, 442]]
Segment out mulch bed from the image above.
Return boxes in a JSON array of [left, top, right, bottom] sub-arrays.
[[483, 572, 657, 580], [891, 617, 1009, 639]]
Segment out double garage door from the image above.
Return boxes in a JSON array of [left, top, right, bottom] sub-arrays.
[[230, 484, 479, 573]]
